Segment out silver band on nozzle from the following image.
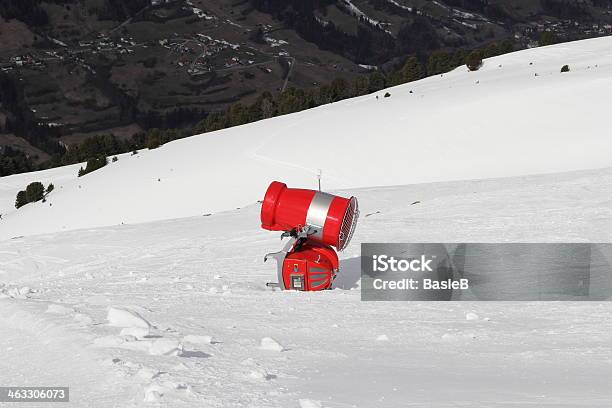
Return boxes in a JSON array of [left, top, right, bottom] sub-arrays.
[[305, 191, 334, 241]]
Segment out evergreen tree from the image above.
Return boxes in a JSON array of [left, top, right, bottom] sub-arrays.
[[388, 71, 402, 87], [352, 76, 370, 96], [399, 56, 424, 83], [539, 31, 557, 47], [59, 134, 125, 166], [465, 50, 483, 71], [277, 88, 307, 115], [368, 72, 387, 92], [227, 104, 250, 127], [330, 78, 349, 102], [145, 129, 161, 149], [15, 190, 28, 209], [261, 98, 276, 119], [247, 96, 265, 122], [450, 49, 468, 70], [427, 51, 451, 76], [25, 182, 44, 203], [46, 183, 54, 194], [0, 146, 34, 176], [194, 112, 228, 133], [317, 84, 333, 105], [277, 93, 299, 115], [499, 39, 514, 54], [78, 156, 108, 177], [484, 43, 499, 58], [304, 89, 317, 109]]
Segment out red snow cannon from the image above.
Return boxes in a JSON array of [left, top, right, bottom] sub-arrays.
[[261, 181, 359, 291]]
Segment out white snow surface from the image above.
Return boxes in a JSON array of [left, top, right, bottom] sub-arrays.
[[107, 306, 152, 328], [1, 167, 612, 407], [1, 38, 612, 407], [2, 37, 612, 239], [259, 337, 285, 352]]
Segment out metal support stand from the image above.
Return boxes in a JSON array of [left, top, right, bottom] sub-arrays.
[[264, 226, 318, 289]]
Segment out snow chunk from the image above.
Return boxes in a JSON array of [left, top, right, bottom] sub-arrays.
[[136, 367, 161, 380], [149, 338, 183, 356], [376, 334, 389, 341], [299, 399, 322, 408], [4, 286, 27, 299], [74, 313, 93, 325], [183, 334, 213, 345], [107, 307, 151, 328], [19, 286, 32, 296], [441, 332, 477, 341], [466, 312, 479, 321], [120, 327, 150, 339], [259, 337, 285, 352], [46, 304, 73, 315], [248, 368, 275, 381], [143, 385, 164, 402]]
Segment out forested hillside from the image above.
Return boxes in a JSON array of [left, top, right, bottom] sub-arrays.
[[1, 0, 611, 177]]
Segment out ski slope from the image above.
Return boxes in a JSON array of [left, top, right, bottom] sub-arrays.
[[1, 37, 612, 407], [1, 168, 612, 407], [0, 162, 82, 219], [2, 37, 612, 239]]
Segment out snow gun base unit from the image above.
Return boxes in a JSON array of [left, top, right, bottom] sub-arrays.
[[260, 181, 359, 291], [264, 227, 339, 291]]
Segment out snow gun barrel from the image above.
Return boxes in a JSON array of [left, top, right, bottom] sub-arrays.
[[260, 181, 359, 252]]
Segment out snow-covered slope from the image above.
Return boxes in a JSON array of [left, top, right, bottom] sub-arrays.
[[1, 168, 612, 407], [2, 37, 612, 407], [0, 162, 82, 217], [3, 37, 612, 239]]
